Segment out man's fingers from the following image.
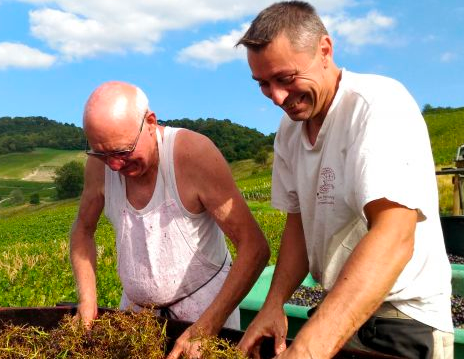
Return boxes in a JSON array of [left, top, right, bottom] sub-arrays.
[[274, 334, 287, 355], [238, 331, 262, 357], [165, 343, 182, 359]]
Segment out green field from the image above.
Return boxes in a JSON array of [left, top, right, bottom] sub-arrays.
[[0, 147, 283, 307], [0, 106, 462, 307], [425, 108, 464, 165], [0, 147, 85, 180], [0, 184, 284, 308]]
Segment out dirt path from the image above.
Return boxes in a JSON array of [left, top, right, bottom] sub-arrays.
[[21, 167, 56, 182]]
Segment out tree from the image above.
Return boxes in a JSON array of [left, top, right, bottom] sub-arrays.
[[54, 161, 85, 199], [254, 149, 269, 165], [10, 189, 25, 205], [422, 103, 433, 113], [30, 193, 40, 205]]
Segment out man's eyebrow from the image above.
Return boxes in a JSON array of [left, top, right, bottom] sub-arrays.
[[252, 70, 295, 82]]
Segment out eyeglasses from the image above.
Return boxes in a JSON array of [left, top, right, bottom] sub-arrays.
[[85, 111, 147, 158]]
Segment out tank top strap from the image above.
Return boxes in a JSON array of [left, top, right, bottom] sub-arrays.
[[156, 126, 170, 201], [156, 126, 180, 202]]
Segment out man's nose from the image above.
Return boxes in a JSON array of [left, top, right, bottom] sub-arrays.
[[269, 84, 288, 106], [106, 157, 126, 171]]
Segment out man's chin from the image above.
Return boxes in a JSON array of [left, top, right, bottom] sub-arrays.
[[120, 166, 140, 177], [286, 112, 310, 122]]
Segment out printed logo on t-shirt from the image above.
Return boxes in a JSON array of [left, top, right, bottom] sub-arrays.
[[317, 167, 335, 205]]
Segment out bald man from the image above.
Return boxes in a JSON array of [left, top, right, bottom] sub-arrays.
[[70, 81, 270, 358]]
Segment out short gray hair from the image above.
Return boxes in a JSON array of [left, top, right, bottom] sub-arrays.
[[134, 86, 149, 121], [236, 1, 328, 54]]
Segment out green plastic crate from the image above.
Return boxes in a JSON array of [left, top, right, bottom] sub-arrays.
[[240, 265, 464, 358], [452, 269, 464, 358], [239, 265, 317, 338]]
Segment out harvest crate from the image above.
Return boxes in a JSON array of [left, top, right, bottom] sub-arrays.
[[452, 269, 464, 358], [441, 216, 464, 257], [0, 305, 400, 359], [239, 265, 317, 338]]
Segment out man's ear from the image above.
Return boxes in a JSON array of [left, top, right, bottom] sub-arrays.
[[146, 111, 157, 125], [319, 35, 333, 60]]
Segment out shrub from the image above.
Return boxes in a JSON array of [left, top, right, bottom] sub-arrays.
[[54, 161, 84, 199], [254, 149, 269, 165], [30, 193, 40, 205], [10, 189, 24, 205]]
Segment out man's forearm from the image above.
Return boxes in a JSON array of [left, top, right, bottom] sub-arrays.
[[265, 213, 309, 308], [289, 204, 416, 358], [196, 234, 269, 333], [70, 226, 98, 304]]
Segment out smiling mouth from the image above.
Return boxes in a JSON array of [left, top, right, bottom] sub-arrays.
[[285, 94, 305, 111]]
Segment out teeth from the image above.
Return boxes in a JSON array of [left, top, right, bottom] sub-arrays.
[[287, 96, 304, 110], [287, 97, 302, 110]]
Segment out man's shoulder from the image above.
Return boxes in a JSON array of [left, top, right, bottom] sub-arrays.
[[341, 70, 409, 104], [174, 127, 211, 150], [173, 128, 219, 166]]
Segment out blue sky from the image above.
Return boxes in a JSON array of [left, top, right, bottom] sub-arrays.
[[0, 0, 463, 135]]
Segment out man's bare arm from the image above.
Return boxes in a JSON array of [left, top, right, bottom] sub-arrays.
[[281, 198, 417, 359], [182, 130, 270, 331], [70, 157, 105, 326], [238, 212, 309, 356]]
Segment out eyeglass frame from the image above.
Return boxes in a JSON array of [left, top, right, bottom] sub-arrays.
[[85, 111, 148, 158]]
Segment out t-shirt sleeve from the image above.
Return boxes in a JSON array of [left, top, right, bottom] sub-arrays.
[[271, 117, 300, 213], [344, 79, 436, 222]]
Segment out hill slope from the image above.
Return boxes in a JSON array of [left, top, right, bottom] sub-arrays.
[[424, 107, 464, 164], [0, 148, 86, 181]]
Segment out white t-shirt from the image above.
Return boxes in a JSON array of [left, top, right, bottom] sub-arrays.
[[272, 69, 453, 332]]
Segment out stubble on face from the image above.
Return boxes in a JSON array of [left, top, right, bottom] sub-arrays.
[[247, 34, 331, 124]]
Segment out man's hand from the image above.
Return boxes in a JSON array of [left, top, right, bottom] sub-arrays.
[[238, 304, 288, 358], [75, 300, 98, 329], [166, 324, 204, 359]]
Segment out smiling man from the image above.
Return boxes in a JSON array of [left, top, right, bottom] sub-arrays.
[[70, 81, 270, 359], [236, 2, 453, 359]]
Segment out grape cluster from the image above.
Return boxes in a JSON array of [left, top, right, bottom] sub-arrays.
[[448, 253, 464, 264], [287, 284, 326, 308], [287, 286, 464, 329], [452, 294, 464, 328]]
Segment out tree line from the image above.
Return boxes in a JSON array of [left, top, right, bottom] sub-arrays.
[[159, 118, 275, 162], [0, 116, 274, 162], [0, 116, 85, 154]]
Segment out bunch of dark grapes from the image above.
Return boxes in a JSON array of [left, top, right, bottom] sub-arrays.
[[451, 294, 464, 328], [288, 286, 464, 330], [287, 284, 326, 308], [448, 253, 464, 264]]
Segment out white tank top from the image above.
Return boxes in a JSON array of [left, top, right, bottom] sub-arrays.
[[103, 126, 239, 328]]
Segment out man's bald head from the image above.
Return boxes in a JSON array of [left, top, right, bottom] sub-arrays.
[[84, 81, 148, 129], [83, 81, 149, 151]]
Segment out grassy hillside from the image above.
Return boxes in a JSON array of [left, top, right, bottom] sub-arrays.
[[0, 148, 85, 181], [0, 179, 55, 204], [424, 107, 464, 165], [0, 163, 284, 307]]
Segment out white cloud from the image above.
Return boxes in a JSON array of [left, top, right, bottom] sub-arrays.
[[440, 52, 457, 63], [11, 0, 396, 67], [19, 0, 353, 62], [0, 42, 56, 70], [325, 10, 395, 48], [177, 9, 396, 68], [29, 8, 161, 60], [177, 24, 248, 68]]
